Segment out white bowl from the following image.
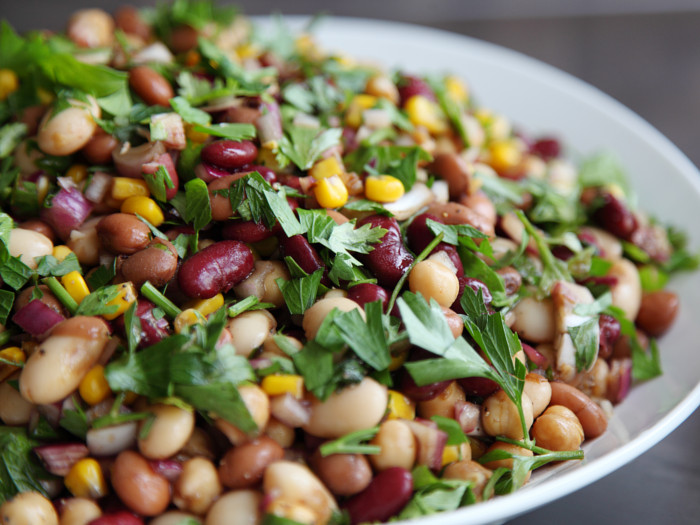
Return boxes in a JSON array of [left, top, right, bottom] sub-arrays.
[[271, 16, 700, 525]]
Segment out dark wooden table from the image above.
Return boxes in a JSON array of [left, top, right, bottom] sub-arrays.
[[5, 2, 700, 523]]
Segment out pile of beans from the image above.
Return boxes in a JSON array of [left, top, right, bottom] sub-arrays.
[[0, 4, 686, 525]]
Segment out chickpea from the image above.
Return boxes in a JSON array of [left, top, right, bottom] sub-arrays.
[[0, 491, 58, 525], [523, 373, 552, 417], [67, 9, 114, 48], [443, 460, 492, 500], [312, 452, 372, 496], [302, 297, 364, 340], [174, 457, 222, 515], [417, 381, 465, 419], [226, 310, 277, 357], [531, 405, 584, 451], [218, 436, 284, 489], [138, 403, 195, 460], [58, 497, 101, 525], [408, 260, 459, 307], [216, 384, 270, 445], [111, 450, 170, 517], [482, 442, 534, 482], [369, 419, 417, 471], [481, 390, 534, 440], [205, 490, 262, 525]]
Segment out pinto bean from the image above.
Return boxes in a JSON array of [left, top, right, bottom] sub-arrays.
[[178, 240, 254, 299], [111, 450, 170, 517], [549, 382, 608, 438], [222, 106, 262, 124], [218, 436, 284, 489], [460, 190, 497, 228], [19, 316, 109, 405], [120, 238, 178, 288], [0, 491, 58, 525], [97, 213, 151, 255], [430, 152, 471, 198], [312, 452, 372, 497], [531, 405, 584, 451], [424, 202, 495, 237], [114, 6, 151, 40], [201, 140, 258, 170], [342, 467, 413, 525], [207, 174, 249, 221], [129, 66, 174, 107], [357, 215, 414, 288], [81, 132, 119, 165], [19, 219, 56, 243], [635, 290, 679, 336]]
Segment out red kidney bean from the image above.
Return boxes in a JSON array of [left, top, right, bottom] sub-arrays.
[[530, 137, 561, 160], [592, 193, 637, 239], [357, 215, 414, 288], [142, 152, 179, 200], [201, 140, 258, 170], [397, 74, 436, 106], [178, 240, 254, 299], [114, 299, 170, 348], [347, 283, 389, 311], [598, 313, 621, 359], [406, 213, 463, 276], [238, 164, 278, 184], [400, 370, 450, 402], [451, 276, 492, 313], [342, 467, 413, 524], [279, 234, 326, 276], [222, 220, 277, 243], [458, 376, 500, 398], [88, 511, 144, 525]]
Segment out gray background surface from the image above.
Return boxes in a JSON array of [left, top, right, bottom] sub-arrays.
[[3, 1, 700, 523]]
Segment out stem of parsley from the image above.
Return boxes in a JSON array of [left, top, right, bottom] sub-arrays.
[[387, 232, 444, 313], [140, 282, 182, 319], [497, 436, 584, 460], [44, 276, 78, 315], [319, 426, 381, 456]]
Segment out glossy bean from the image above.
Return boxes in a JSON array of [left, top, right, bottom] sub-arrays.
[[169, 25, 199, 53], [114, 6, 151, 40], [20, 317, 109, 404], [458, 376, 500, 398], [218, 436, 284, 489], [201, 140, 258, 170], [97, 213, 151, 255], [226, 310, 276, 357], [357, 215, 414, 288], [38, 100, 100, 157], [138, 403, 195, 460], [531, 405, 584, 451], [549, 382, 608, 438], [119, 238, 178, 288], [636, 290, 679, 336], [67, 9, 114, 48], [222, 220, 276, 243], [204, 490, 262, 525], [279, 235, 326, 278], [111, 451, 170, 517], [406, 213, 443, 254], [178, 240, 254, 299], [0, 491, 58, 525], [369, 419, 417, 471], [58, 497, 101, 525], [409, 260, 459, 307], [129, 66, 174, 107], [424, 202, 495, 237], [347, 283, 389, 310], [303, 377, 388, 438], [481, 390, 534, 440], [302, 297, 364, 341], [9, 228, 53, 269], [342, 467, 413, 525], [173, 457, 222, 515], [234, 260, 289, 308], [81, 133, 119, 165], [313, 452, 372, 497], [430, 152, 471, 198]]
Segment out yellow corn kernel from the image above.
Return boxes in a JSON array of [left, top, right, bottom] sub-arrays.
[[174, 308, 206, 334], [309, 157, 343, 180], [445, 75, 469, 104], [441, 444, 471, 466], [0, 347, 26, 382], [185, 293, 224, 317], [186, 124, 210, 143], [52, 245, 73, 261], [79, 365, 112, 406], [66, 164, 89, 184], [61, 271, 90, 304], [488, 139, 523, 173], [314, 175, 348, 209], [235, 43, 259, 59], [111, 177, 150, 200], [388, 347, 408, 372], [345, 94, 378, 128], [102, 282, 137, 321], [261, 374, 305, 399], [364, 175, 405, 203], [184, 50, 201, 67], [405, 95, 448, 135], [386, 390, 415, 420], [365, 75, 400, 105], [121, 196, 164, 227], [64, 458, 108, 499], [0, 69, 19, 101]]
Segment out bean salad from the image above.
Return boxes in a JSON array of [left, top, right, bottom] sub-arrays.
[[0, 3, 696, 525]]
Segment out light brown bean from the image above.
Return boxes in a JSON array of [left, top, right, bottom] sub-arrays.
[[509, 297, 555, 344], [169, 25, 199, 54], [204, 490, 262, 525], [417, 381, 465, 419], [18, 220, 56, 243], [430, 153, 471, 198], [138, 403, 195, 460], [208, 174, 248, 221], [174, 457, 222, 515], [549, 382, 608, 438], [37, 101, 100, 157], [442, 306, 464, 338], [67, 9, 114, 48], [111, 450, 170, 516], [460, 190, 497, 228], [218, 436, 284, 489], [409, 260, 459, 308], [20, 316, 110, 404], [636, 290, 679, 337], [58, 497, 101, 525], [119, 238, 178, 288], [265, 418, 296, 448], [302, 297, 364, 340], [9, 228, 53, 269], [226, 310, 277, 357], [424, 202, 495, 237], [81, 132, 119, 165], [523, 373, 552, 418], [129, 66, 174, 107], [442, 460, 492, 500], [369, 419, 417, 471], [531, 405, 584, 451], [312, 452, 372, 496], [481, 390, 534, 440], [0, 491, 58, 525], [114, 6, 152, 41], [97, 213, 151, 255]]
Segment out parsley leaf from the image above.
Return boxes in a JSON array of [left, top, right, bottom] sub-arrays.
[[192, 122, 256, 141], [0, 123, 27, 159], [170, 96, 211, 125], [631, 337, 663, 380], [570, 317, 600, 371], [276, 268, 323, 315], [319, 426, 380, 456], [184, 178, 211, 233], [0, 428, 53, 503], [34, 253, 81, 277], [74, 285, 121, 317], [398, 465, 475, 519], [0, 289, 14, 325], [333, 301, 391, 371], [143, 165, 174, 202], [279, 126, 342, 170]]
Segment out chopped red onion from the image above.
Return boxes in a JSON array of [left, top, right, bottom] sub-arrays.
[[149, 459, 183, 482], [84, 171, 112, 203], [12, 299, 65, 337], [40, 187, 93, 240], [455, 400, 484, 436], [256, 101, 282, 145], [270, 393, 311, 427], [404, 419, 448, 471], [34, 443, 89, 476], [522, 342, 549, 368], [112, 141, 166, 178]]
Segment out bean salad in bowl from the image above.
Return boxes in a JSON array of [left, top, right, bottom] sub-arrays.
[[0, 3, 697, 525]]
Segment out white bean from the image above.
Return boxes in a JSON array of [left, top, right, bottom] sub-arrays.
[[302, 297, 364, 340], [67, 9, 115, 48], [226, 310, 276, 357], [37, 99, 100, 157], [0, 491, 58, 525], [205, 490, 262, 525], [9, 228, 53, 269], [509, 297, 555, 343], [173, 457, 222, 515], [138, 403, 195, 460], [608, 258, 642, 320]]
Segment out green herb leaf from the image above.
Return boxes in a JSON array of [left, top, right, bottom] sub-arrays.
[[170, 96, 211, 125], [631, 337, 663, 380], [319, 426, 380, 456], [579, 152, 632, 199], [143, 164, 174, 202], [0, 289, 14, 325], [279, 126, 342, 170], [431, 415, 469, 445], [276, 269, 323, 315], [59, 403, 88, 439], [0, 428, 53, 503], [184, 178, 212, 233], [333, 301, 391, 371], [0, 123, 27, 159], [227, 296, 275, 317], [123, 301, 141, 354], [74, 285, 121, 317], [86, 262, 116, 290], [569, 317, 600, 371], [34, 253, 81, 277]]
